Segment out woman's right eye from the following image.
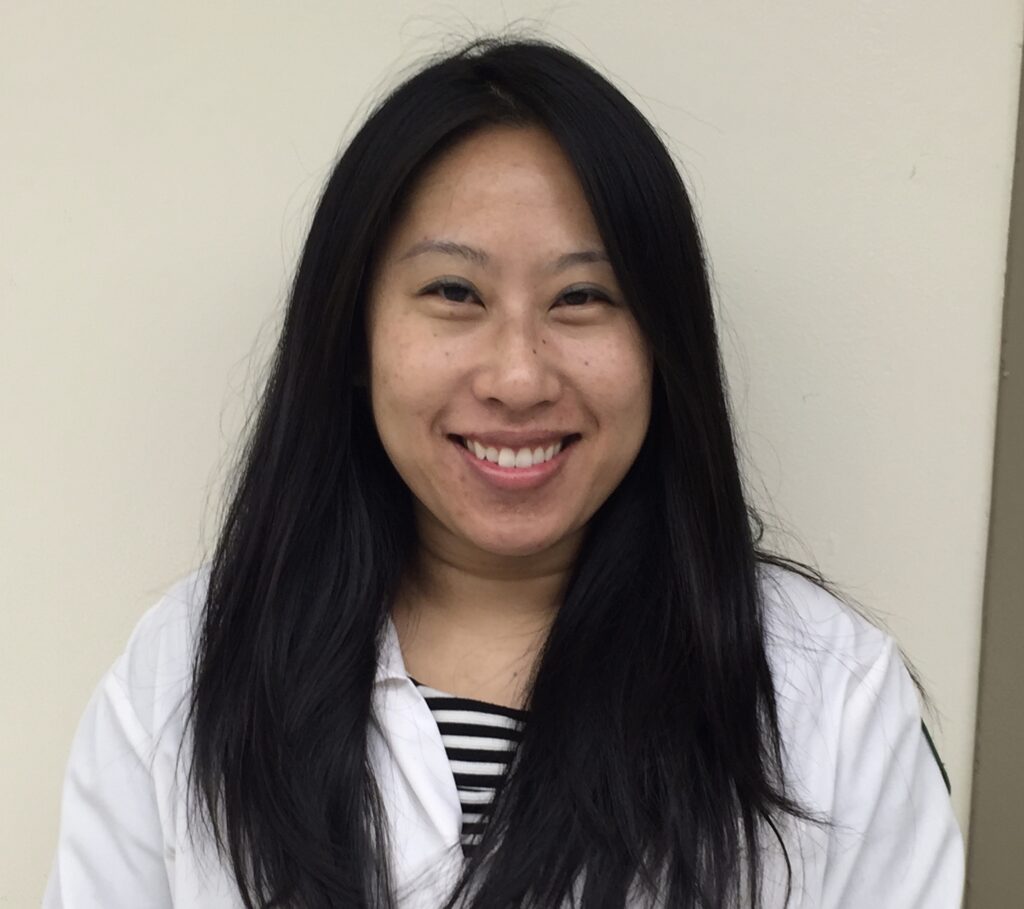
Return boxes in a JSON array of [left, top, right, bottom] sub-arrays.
[[423, 281, 479, 304]]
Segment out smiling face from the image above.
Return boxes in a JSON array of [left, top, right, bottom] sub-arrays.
[[366, 124, 653, 565]]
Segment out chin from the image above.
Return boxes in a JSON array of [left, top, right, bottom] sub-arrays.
[[463, 523, 573, 559], [483, 540, 560, 559]]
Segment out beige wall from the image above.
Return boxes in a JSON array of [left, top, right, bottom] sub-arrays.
[[2, 2, 1018, 903]]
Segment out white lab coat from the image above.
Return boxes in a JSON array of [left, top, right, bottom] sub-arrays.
[[43, 565, 964, 908]]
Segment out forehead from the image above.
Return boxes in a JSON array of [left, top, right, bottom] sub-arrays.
[[386, 125, 603, 253]]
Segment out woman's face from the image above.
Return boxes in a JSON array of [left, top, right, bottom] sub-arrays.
[[367, 125, 653, 563]]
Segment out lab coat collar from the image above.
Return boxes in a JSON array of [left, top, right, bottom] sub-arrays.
[[370, 612, 467, 906], [376, 613, 409, 684]]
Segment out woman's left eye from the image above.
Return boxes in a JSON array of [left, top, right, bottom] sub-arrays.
[[557, 287, 608, 307]]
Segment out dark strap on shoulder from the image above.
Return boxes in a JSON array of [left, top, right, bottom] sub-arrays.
[[921, 721, 951, 794]]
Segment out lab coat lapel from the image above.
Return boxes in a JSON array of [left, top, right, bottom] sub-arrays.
[[372, 616, 465, 905]]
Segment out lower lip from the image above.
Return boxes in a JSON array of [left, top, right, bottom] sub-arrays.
[[451, 439, 574, 491]]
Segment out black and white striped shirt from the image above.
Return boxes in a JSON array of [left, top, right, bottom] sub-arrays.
[[410, 677, 528, 858]]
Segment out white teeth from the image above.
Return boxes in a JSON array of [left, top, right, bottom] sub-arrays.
[[461, 437, 567, 468]]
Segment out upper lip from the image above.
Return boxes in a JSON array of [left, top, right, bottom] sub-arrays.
[[449, 430, 580, 448]]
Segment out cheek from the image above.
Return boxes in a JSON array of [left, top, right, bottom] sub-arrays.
[[576, 337, 653, 440], [610, 377, 653, 455], [368, 321, 458, 443]]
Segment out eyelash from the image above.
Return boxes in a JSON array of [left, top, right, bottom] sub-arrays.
[[421, 280, 612, 308]]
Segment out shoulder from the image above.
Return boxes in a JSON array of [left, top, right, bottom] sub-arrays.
[[755, 566, 964, 903], [44, 568, 218, 906], [757, 561, 895, 688], [106, 566, 210, 742], [755, 562, 915, 772]]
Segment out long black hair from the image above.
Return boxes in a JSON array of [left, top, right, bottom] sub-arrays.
[[186, 36, 824, 908]]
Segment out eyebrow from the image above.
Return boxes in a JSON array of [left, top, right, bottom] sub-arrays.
[[397, 239, 610, 272], [399, 239, 489, 266], [550, 249, 611, 271]]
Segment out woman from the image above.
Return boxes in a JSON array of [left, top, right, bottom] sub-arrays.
[[45, 37, 963, 908]]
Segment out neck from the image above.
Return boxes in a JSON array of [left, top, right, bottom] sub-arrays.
[[390, 511, 582, 705], [399, 526, 578, 635]]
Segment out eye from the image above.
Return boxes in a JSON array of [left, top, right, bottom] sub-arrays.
[[556, 286, 611, 307], [422, 279, 480, 305]]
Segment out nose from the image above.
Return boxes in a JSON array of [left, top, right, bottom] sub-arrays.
[[471, 311, 562, 412]]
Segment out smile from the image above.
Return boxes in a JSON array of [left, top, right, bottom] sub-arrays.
[[456, 435, 577, 469], [448, 433, 581, 490]]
